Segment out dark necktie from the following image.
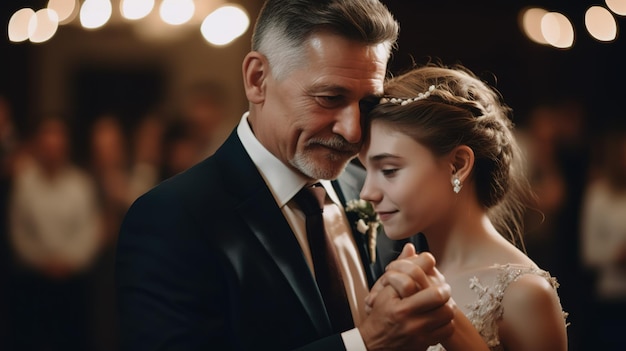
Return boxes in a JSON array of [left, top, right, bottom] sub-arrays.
[[293, 183, 354, 333]]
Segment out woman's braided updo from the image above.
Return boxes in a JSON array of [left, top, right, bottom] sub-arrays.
[[369, 64, 534, 247]]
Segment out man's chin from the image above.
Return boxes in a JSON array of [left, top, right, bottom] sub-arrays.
[[292, 154, 352, 180]]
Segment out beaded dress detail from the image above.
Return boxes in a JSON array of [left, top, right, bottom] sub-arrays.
[[427, 264, 567, 351]]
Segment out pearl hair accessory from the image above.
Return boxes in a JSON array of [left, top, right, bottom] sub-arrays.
[[379, 85, 436, 105]]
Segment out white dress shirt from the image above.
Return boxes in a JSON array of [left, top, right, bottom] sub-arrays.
[[9, 162, 101, 274], [581, 179, 626, 300], [237, 112, 368, 350]]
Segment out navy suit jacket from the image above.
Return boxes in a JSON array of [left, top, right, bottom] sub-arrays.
[[115, 130, 420, 350]]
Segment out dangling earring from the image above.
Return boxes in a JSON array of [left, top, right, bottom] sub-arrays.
[[452, 174, 462, 194]]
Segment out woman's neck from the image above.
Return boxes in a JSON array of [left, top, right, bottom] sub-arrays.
[[423, 198, 503, 276]]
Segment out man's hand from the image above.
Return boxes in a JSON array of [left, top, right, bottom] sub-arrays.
[[358, 244, 455, 350], [360, 243, 491, 351], [365, 244, 444, 312]]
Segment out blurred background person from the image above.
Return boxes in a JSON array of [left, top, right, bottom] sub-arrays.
[[155, 80, 231, 180], [517, 105, 569, 272], [515, 99, 591, 349], [160, 119, 198, 180], [128, 112, 165, 201], [580, 127, 626, 350], [87, 113, 133, 350], [0, 94, 20, 347], [177, 80, 230, 161], [7, 114, 101, 351], [0, 95, 19, 178], [9, 114, 101, 280], [89, 114, 132, 245], [86, 111, 165, 351]]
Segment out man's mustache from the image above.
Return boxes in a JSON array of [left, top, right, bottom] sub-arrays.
[[307, 137, 360, 154]]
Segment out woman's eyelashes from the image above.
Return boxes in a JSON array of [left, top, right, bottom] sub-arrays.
[[381, 168, 399, 177]]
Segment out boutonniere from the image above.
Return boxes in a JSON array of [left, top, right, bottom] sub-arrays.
[[345, 199, 381, 263]]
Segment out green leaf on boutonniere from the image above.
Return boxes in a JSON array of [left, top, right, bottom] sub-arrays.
[[345, 199, 381, 263]]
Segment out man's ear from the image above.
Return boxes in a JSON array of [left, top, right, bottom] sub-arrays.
[[242, 51, 268, 104], [449, 145, 474, 182]]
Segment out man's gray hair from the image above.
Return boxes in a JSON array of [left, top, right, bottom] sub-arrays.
[[251, 0, 399, 79]]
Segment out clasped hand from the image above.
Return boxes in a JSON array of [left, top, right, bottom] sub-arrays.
[[359, 244, 491, 351], [358, 243, 455, 351]]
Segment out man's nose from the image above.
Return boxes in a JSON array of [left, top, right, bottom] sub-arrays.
[[332, 104, 362, 144]]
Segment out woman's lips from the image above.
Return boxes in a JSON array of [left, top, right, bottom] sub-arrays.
[[376, 210, 397, 222]]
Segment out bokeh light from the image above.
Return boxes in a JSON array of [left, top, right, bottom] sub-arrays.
[[29, 8, 59, 43], [121, 0, 155, 21], [541, 12, 575, 49], [159, 0, 195, 26], [200, 5, 250, 46], [521, 7, 549, 45], [606, 0, 626, 16], [585, 6, 618, 42], [47, 0, 78, 24], [8, 8, 35, 42], [80, 0, 112, 29]]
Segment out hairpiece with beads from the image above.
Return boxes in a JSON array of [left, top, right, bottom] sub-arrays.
[[379, 85, 436, 105]]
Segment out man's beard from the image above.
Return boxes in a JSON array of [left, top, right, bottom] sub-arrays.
[[291, 136, 359, 180]]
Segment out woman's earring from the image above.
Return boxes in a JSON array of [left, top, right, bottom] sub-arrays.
[[452, 174, 462, 194]]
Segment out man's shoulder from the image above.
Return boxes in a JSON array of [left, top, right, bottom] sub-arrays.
[[130, 157, 223, 211]]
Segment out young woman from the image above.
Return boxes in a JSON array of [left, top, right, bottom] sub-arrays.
[[360, 64, 568, 350]]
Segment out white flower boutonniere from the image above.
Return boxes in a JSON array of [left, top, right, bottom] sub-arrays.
[[345, 199, 381, 263]]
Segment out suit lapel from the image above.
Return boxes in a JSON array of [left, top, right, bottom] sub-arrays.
[[214, 132, 332, 335], [237, 193, 331, 335]]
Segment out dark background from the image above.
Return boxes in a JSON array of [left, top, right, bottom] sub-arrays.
[[3, 0, 625, 133]]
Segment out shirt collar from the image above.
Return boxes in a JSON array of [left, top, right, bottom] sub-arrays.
[[237, 112, 344, 208], [237, 112, 307, 208]]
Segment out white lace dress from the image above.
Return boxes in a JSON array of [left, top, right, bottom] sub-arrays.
[[427, 264, 567, 351]]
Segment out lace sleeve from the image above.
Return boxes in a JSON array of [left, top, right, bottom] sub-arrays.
[[465, 264, 567, 350], [427, 264, 567, 351]]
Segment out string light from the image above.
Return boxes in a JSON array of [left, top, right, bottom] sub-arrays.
[[541, 12, 575, 49], [159, 0, 195, 26], [585, 6, 618, 42], [47, 0, 78, 24], [29, 8, 60, 43], [6, 1, 251, 46], [121, 0, 155, 21], [520, 7, 549, 45], [520, 3, 622, 48], [201, 5, 249, 46], [606, 0, 626, 16], [80, 0, 113, 30], [8, 8, 35, 42]]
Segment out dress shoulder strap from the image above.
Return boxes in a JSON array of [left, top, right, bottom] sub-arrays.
[[465, 264, 560, 349]]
